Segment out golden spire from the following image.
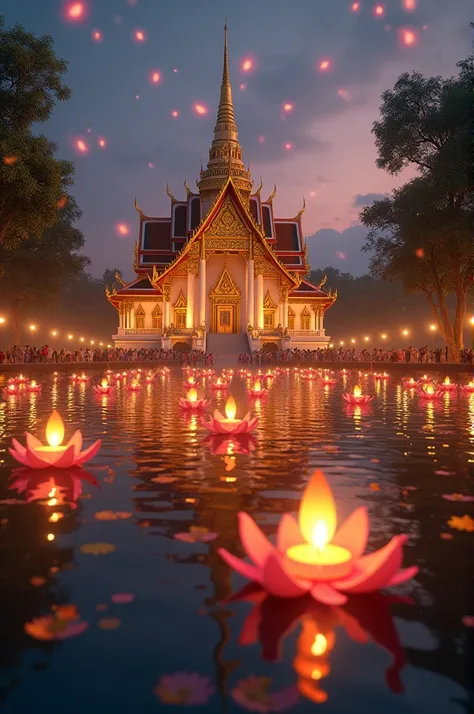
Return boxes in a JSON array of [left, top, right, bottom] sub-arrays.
[[197, 25, 252, 207]]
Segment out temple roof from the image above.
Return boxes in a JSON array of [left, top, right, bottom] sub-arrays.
[[106, 274, 162, 308], [290, 278, 337, 302]]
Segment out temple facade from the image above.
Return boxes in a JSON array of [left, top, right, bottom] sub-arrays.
[[107, 26, 336, 352]]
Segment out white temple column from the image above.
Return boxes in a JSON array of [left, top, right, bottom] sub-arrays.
[[186, 272, 195, 328], [313, 307, 318, 332], [119, 306, 123, 329], [256, 273, 264, 330], [130, 307, 135, 329], [247, 259, 254, 327], [283, 300, 289, 329], [163, 301, 170, 328], [319, 309, 324, 334], [198, 259, 206, 327]]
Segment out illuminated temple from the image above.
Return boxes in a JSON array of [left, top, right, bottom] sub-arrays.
[[107, 26, 336, 352]]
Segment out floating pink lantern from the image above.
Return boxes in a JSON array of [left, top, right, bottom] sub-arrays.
[[184, 375, 198, 388], [417, 384, 443, 400], [301, 370, 318, 381], [201, 396, 258, 435], [248, 379, 268, 398], [438, 376, 457, 392], [403, 377, 417, 388], [265, 370, 275, 380], [374, 372, 390, 380], [179, 388, 210, 411], [342, 385, 373, 405], [93, 378, 115, 396], [3, 382, 20, 397], [321, 376, 337, 386], [9, 410, 101, 469], [211, 376, 230, 391], [418, 374, 431, 383], [128, 378, 141, 392], [461, 380, 474, 393], [26, 380, 42, 393], [71, 373, 89, 384], [14, 374, 28, 385], [219, 470, 417, 605]]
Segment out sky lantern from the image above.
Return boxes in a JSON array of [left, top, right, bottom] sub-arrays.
[[133, 29, 146, 43], [63, 1, 87, 23], [373, 3, 385, 16], [284, 142, 293, 151], [350, 1, 360, 11], [282, 102, 294, 113], [98, 137, 107, 148], [193, 102, 208, 116], [116, 223, 130, 236], [318, 58, 331, 72], [91, 29, 102, 42], [240, 56, 255, 73], [399, 28, 418, 47], [403, 0, 417, 10], [171, 109, 179, 118], [150, 70, 161, 85], [73, 138, 89, 154]]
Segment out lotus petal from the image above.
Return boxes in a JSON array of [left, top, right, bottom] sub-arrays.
[[338, 609, 370, 644], [334, 535, 408, 593], [311, 582, 347, 605], [75, 440, 102, 466], [261, 553, 310, 598], [276, 514, 302, 552], [387, 565, 419, 587], [218, 548, 262, 583], [213, 410, 226, 421], [66, 430, 83, 455], [332, 506, 369, 559], [239, 603, 262, 646], [49, 445, 77, 468], [238, 512, 274, 567], [22, 449, 51, 469], [9, 440, 30, 466], [25, 433, 44, 450]]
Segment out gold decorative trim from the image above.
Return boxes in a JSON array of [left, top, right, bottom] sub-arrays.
[[266, 184, 277, 203], [184, 179, 193, 197], [209, 266, 241, 297], [173, 289, 187, 308], [166, 183, 177, 203], [293, 197, 306, 221]]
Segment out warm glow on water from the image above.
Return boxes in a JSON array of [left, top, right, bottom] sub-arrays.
[[0, 366, 472, 712]]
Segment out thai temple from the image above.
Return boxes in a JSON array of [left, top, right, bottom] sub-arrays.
[[107, 26, 336, 353]]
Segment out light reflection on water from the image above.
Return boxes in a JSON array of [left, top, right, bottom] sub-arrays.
[[0, 367, 473, 714]]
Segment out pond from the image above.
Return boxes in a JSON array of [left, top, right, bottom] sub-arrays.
[[0, 366, 473, 714]]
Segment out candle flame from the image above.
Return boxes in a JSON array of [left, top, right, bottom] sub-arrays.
[[225, 396, 237, 420], [187, 388, 198, 402], [101, 378, 108, 388], [353, 385, 362, 398], [46, 411, 65, 448], [443, 376, 450, 385], [216, 377, 221, 385], [425, 384, 434, 395], [312, 520, 329, 552], [311, 633, 328, 657], [254, 380, 261, 392], [131, 379, 138, 388], [31, 380, 36, 387], [189, 376, 195, 384]]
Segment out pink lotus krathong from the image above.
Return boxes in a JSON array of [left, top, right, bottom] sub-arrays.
[[201, 396, 258, 435], [219, 470, 417, 605]]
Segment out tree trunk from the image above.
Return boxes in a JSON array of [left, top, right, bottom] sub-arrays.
[[424, 291, 460, 363]]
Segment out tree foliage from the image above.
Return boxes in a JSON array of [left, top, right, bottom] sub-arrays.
[[0, 15, 73, 247], [102, 268, 124, 292], [361, 55, 474, 359], [0, 197, 89, 342]]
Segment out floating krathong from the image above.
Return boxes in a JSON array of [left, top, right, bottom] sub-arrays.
[[127, 378, 141, 392], [461, 380, 474, 393], [13, 374, 28, 385], [179, 388, 210, 411], [418, 374, 431, 383], [211, 376, 230, 391], [321, 376, 337, 386], [403, 377, 417, 388], [183, 375, 198, 388], [9, 410, 101, 469], [417, 384, 443, 400], [219, 470, 417, 605], [201, 395, 258, 435], [342, 385, 373, 405], [75, 373, 89, 384], [26, 380, 42, 393], [247, 379, 268, 398], [93, 378, 115, 395], [438, 376, 457, 392], [374, 372, 390, 380], [3, 382, 20, 397]]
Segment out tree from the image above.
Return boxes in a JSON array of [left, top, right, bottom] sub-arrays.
[[0, 16, 71, 133], [102, 268, 124, 292], [0, 16, 72, 247], [361, 56, 474, 360], [0, 196, 89, 343]]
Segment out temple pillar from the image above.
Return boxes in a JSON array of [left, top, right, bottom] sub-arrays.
[[313, 307, 318, 332], [186, 272, 195, 328], [255, 273, 264, 330], [198, 259, 206, 327], [163, 301, 170, 328], [283, 300, 289, 329], [247, 259, 254, 327], [130, 306, 135, 329], [119, 305, 123, 329], [320, 308, 324, 333]]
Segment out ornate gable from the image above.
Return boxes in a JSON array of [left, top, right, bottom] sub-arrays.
[[263, 290, 277, 309], [173, 290, 187, 308], [151, 304, 162, 316], [210, 266, 241, 297], [206, 195, 251, 238], [135, 303, 145, 316]]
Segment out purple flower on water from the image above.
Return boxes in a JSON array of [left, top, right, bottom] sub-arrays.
[[174, 527, 218, 543], [231, 676, 299, 712], [154, 672, 214, 706]]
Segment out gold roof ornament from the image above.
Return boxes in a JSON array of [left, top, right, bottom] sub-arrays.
[[165, 183, 177, 203], [266, 184, 277, 203], [294, 197, 306, 221], [133, 240, 139, 272], [134, 197, 146, 219], [184, 179, 193, 196], [252, 177, 263, 196], [319, 273, 327, 289], [115, 271, 126, 286]]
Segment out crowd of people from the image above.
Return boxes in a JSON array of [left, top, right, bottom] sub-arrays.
[[0, 343, 472, 366]]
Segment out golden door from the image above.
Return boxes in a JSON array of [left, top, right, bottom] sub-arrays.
[[217, 305, 233, 333]]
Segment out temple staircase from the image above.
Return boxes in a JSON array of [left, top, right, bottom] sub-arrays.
[[205, 333, 250, 360]]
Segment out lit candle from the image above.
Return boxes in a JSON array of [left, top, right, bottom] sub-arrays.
[[101, 378, 108, 389], [443, 376, 450, 385], [285, 520, 352, 581], [254, 380, 261, 392], [187, 388, 198, 403], [35, 411, 68, 454], [216, 377, 222, 385], [424, 384, 434, 395], [222, 396, 239, 424], [353, 385, 362, 398]]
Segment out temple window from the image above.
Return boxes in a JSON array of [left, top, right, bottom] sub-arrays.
[[300, 306, 310, 330], [173, 290, 187, 329], [288, 307, 295, 330], [135, 304, 145, 329], [152, 304, 162, 330], [263, 290, 277, 331]]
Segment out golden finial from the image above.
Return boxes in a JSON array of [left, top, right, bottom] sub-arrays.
[[133, 240, 139, 271], [266, 184, 277, 202], [184, 179, 193, 196], [134, 197, 146, 219], [294, 197, 306, 221], [165, 183, 177, 203], [319, 273, 327, 289], [105, 287, 111, 298], [332, 288, 338, 301], [115, 271, 125, 286], [253, 177, 263, 195]]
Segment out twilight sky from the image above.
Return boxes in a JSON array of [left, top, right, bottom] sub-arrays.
[[2, 0, 471, 278]]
